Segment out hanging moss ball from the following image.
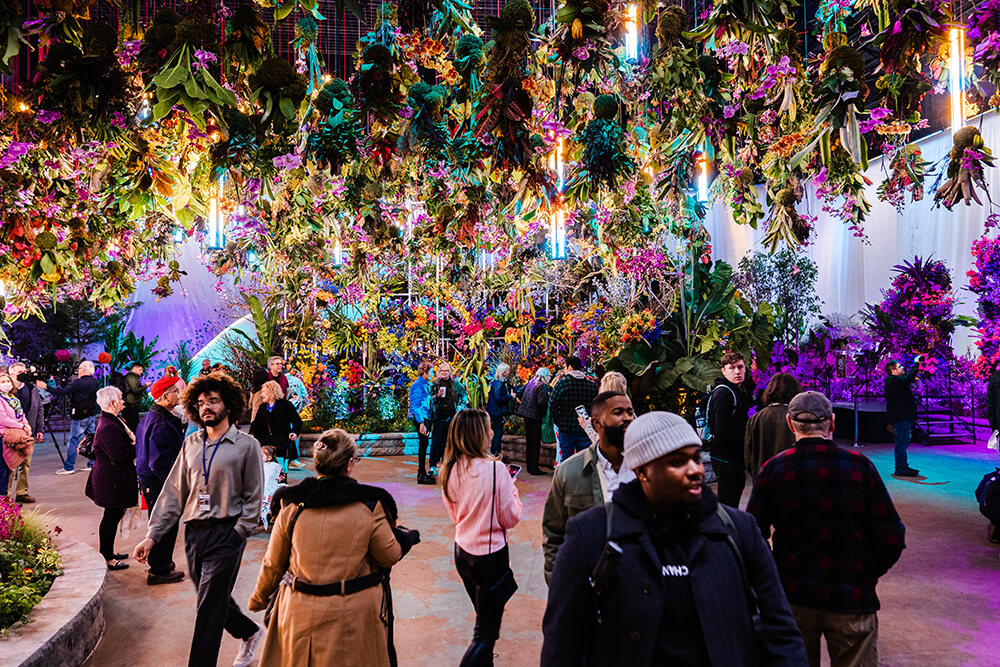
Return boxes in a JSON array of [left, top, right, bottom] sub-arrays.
[[823, 45, 865, 77], [656, 5, 689, 45], [593, 94, 618, 120], [142, 23, 175, 51], [776, 188, 798, 207], [456, 33, 485, 62], [950, 126, 981, 159], [315, 78, 353, 115], [250, 56, 307, 102], [152, 7, 180, 26], [775, 27, 799, 56], [83, 22, 118, 59], [362, 43, 393, 71], [295, 15, 318, 43], [498, 0, 535, 31], [230, 5, 261, 30], [173, 19, 203, 49], [35, 231, 58, 250]]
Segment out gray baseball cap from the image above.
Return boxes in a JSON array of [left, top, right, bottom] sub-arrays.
[[787, 391, 833, 423]]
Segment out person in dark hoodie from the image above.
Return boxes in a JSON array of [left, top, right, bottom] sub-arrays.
[[135, 373, 187, 585], [250, 429, 420, 667], [987, 362, 1000, 543], [47, 360, 100, 474], [542, 411, 807, 667], [884, 357, 922, 477], [707, 351, 751, 507]]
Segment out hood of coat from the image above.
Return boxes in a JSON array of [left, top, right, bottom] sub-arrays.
[[275, 475, 399, 521]]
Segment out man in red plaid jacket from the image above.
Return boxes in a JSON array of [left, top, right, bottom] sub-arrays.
[[747, 391, 905, 667]]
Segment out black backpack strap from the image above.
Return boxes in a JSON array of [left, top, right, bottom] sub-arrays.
[[716, 506, 763, 651]]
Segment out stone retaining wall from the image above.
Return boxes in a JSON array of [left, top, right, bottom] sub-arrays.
[[299, 432, 556, 466], [2, 538, 107, 667]]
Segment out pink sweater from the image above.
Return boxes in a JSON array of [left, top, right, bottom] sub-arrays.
[[443, 458, 522, 556], [0, 396, 29, 431]]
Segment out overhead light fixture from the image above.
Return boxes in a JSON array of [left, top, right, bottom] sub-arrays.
[[550, 208, 567, 260], [207, 175, 226, 249], [950, 26, 966, 134], [625, 4, 640, 61]]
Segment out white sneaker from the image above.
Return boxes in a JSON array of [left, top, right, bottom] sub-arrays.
[[233, 627, 263, 667], [55, 469, 76, 475], [287, 460, 305, 470]]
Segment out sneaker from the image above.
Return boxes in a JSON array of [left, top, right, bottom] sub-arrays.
[[15, 494, 35, 503], [417, 472, 437, 485], [894, 467, 919, 477], [233, 627, 264, 667], [287, 460, 306, 470], [55, 468, 76, 475], [147, 570, 185, 585]]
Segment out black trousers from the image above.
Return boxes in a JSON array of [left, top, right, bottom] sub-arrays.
[[430, 416, 453, 468], [489, 415, 505, 456], [122, 404, 141, 433], [184, 518, 259, 667], [142, 479, 179, 575], [98, 507, 126, 561], [454, 544, 510, 649], [411, 418, 430, 474], [523, 417, 542, 472], [714, 458, 747, 508]]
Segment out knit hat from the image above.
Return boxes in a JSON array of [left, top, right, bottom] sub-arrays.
[[150, 375, 180, 400], [623, 411, 702, 470]]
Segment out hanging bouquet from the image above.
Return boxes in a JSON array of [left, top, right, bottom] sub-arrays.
[[798, 45, 869, 170], [400, 81, 449, 156], [248, 56, 308, 135], [567, 94, 637, 200], [877, 144, 927, 210], [968, 0, 1000, 109], [225, 5, 272, 75], [451, 33, 485, 104], [306, 78, 362, 173], [149, 18, 237, 131], [549, 0, 624, 77], [933, 126, 996, 209], [761, 185, 811, 251], [355, 42, 403, 126], [686, 0, 795, 47]]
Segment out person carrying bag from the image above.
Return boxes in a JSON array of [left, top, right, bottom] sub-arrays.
[[441, 410, 522, 667]]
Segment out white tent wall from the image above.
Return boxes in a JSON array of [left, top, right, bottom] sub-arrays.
[[703, 110, 1000, 356]]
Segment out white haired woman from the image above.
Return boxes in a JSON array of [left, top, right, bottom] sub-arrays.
[[85, 386, 138, 570], [485, 364, 513, 457], [250, 380, 303, 474], [515, 367, 552, 475]]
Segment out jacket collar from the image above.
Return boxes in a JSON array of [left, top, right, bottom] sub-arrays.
[[581, 443, 599, 472], [791, 436, 834, 448], [275, 475, 399, 521], [150, 403, 182, 426]]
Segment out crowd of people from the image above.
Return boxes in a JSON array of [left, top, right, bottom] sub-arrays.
[[1, 347, 997, 667]]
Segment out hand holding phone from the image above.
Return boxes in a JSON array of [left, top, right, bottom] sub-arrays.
[[575, 405, 589, 420], [507, 464, 522, 479]]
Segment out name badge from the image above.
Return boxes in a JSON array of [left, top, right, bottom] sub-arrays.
[[198, 492, 211, 512]]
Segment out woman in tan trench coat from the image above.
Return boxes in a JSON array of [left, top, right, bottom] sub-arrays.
[[249, 429, 421, 666]]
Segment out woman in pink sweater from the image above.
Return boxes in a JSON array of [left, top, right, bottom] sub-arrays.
[[441, 409, 522, 667], [0, 370, 33, 496]]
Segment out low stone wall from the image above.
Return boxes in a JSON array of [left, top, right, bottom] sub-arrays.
[[300, 432, 555, 467], [2, 538, 107, 667]]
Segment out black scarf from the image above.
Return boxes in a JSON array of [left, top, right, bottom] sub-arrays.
[[271, 475, 399, 520]]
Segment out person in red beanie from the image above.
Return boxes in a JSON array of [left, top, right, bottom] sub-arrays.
[[135, 373, 186, 585]]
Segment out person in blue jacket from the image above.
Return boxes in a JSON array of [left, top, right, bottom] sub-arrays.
[[485, 363, 513, 457], [408, 361, 435, 485]]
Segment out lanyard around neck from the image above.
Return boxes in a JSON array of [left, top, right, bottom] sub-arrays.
[[202, 432, 225, 487]]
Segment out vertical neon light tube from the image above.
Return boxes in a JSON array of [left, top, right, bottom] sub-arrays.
[[950, 27, 966, 135], [551, 209, 566, 259], [697, 153, 709, 202], [625, 4, 639, 61]]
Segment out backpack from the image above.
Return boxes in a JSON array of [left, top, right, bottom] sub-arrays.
[[695, 384, 737, 443], [107, 371, 126, 391], [975, 468, 1000, 526]]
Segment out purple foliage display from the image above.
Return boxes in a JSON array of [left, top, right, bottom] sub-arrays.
[[969, 236, 1000, 379]]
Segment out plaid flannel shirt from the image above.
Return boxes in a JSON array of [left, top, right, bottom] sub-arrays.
[[548, 373, 599, 436], [747, 437, 906, 614]]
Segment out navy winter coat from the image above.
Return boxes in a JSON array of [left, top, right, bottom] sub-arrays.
[[542, 481, 807, 667], [135, 403, 185, 487]]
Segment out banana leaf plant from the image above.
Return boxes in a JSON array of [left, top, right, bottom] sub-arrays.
[[607, 258, 774, 415], [228, 291, 281, 367]]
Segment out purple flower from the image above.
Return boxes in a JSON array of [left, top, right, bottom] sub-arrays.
[[36, 109, 61, 124], [812, 167, 828, 186], [110, 112, 126, 129], [572, 44, 591, 60], [272, 153, 302, 170], [719, 41, 749, 58], [192, 49, 217, 70], [859, 107, 892, 133], [723, 103, 740, 118], [118, 40, 141, 67]]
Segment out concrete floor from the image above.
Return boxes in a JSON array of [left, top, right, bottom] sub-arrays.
[[15, 435, 1000, 666]]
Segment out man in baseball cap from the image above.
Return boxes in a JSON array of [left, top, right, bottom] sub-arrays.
[[134, 373, 186, 585], [748, 391, 906, 667], [543, 411, 806, 666]]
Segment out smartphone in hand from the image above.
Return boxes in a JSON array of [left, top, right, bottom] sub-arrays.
[[507, 464, 522, 479], [575, 405, 589, 420]]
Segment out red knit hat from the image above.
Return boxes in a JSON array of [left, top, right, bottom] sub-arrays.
[[150, 375, 180, 400]]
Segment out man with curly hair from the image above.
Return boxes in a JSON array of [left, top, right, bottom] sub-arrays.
[[133, 372, 265, 667]]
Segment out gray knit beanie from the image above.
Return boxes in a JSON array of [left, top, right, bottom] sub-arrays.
[[623, 411, 702, 470]]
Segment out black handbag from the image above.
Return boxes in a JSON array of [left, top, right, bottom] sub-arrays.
[[77, 433, 96, 460]]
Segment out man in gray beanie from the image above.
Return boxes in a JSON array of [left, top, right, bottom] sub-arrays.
[[542, 411, 807, 666]]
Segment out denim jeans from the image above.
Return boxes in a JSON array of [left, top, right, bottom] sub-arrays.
[[893, 420, 912, 470], [557, 431, 591, 463], [65, 415, 97, 471]]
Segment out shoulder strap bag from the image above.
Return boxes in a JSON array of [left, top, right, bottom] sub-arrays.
[[476, 461, 518, 611]]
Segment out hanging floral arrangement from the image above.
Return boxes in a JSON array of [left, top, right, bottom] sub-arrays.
[[933, 126, 996, 209]]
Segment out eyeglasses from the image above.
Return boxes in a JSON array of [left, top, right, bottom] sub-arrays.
[[196, 397, 223, 409]]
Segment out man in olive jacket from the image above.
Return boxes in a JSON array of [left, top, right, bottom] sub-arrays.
[[542, 392, 634, 584], [542, 412, 807, 666]]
